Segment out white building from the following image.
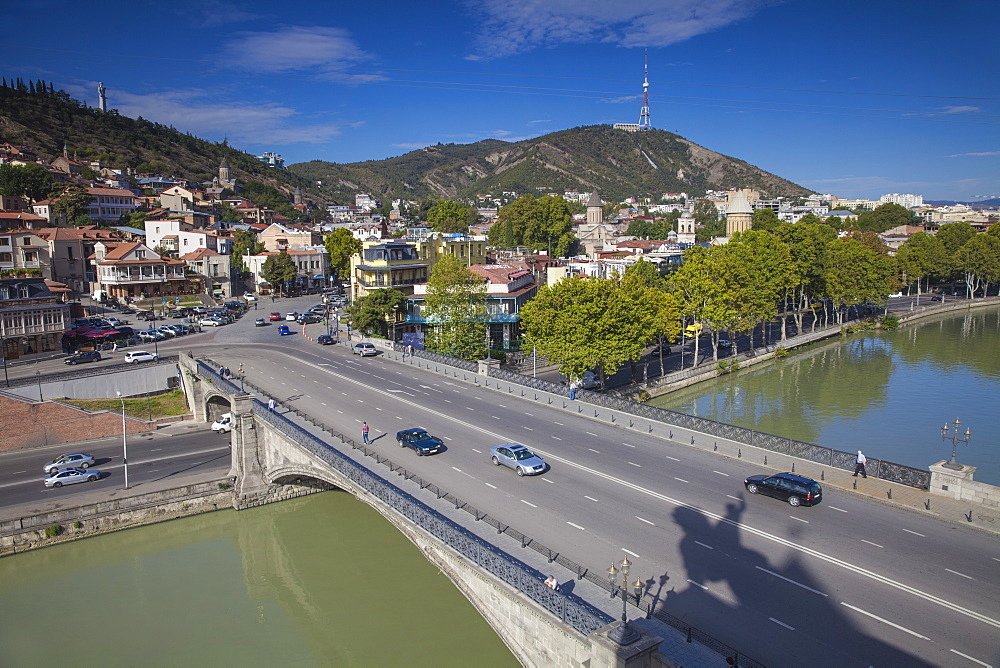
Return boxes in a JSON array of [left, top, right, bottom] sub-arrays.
[[879, 193, 924, 209]]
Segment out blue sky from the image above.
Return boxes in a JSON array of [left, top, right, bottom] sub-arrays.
[[4, 0, 998, 201]]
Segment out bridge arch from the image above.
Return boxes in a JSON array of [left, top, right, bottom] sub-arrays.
[[268, 465, 346, 492]]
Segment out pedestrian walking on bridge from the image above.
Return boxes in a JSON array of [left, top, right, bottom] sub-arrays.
[[362, 421, 370, 444], [853, 450, 868, 478]]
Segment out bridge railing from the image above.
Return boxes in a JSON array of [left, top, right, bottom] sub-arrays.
[[204, 358, 764, 667], [486, 367, 930, 490]]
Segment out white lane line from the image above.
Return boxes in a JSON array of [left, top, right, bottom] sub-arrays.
[[522, 426, 533, 431], [666, 456, 680, 461], [521, 500, 537, 508], [622, 548, 641, 558], [588, 448, 600, 453], [586, 432, 598, 437], [485, 483, 496, 489], [628, 462, 641, 468], [471, 448, 482, 453], [490, 416, 501, 420], [840, 603, 929, 640], [828, 506, 848, 512], [949, 649, 992, 667], [674, 477, 689, 483], [465, 407, 475, 411], [713, 470, 730, 477], [769, 617, 795, 631], [785, 516, 807, 524], [623, 442, 636, 448], [584, 496, 599, 502], [687, 579, 708, 590], [946, 568, 973, 580], [149, 449, 162, 452], [756, 566, 828, 596], [543, 479, 554, 484], [552, 436, 562, 441], [726, 494, 741, 501], [524, 412, 534, 417], [862, 540, 884, 548], [451, 467, 463, 473], [902, 528, 925, 537], [567, 522, 586, 531], [553, 421, 563, 426], [694, 541, 714, 550], [12, 471, 26, 474], [635, 516, 655, 526]]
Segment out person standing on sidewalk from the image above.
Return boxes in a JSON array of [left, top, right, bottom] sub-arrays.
[[854, 450, 868, 478], [268, 398, 275, 412], [362, 421, 370, 444], [568, 381, 577, 401]]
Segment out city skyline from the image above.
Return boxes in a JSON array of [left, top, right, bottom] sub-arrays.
[[2, 0, 997, 201]]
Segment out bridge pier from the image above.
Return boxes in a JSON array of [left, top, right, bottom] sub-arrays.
[[229, 393, 271, 509]]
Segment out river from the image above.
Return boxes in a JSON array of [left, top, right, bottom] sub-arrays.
[[648, 306, 1000, 485], [0, 492, 516, 667]]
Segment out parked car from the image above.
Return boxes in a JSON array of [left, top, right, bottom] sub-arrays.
[[269, 312, 283, 321], [717, 339, 733, 349], [137, 330, 165, 342], [683, 323, 704, 338], [352, 342, 377, 356], [155, 327, 175, 339], [285, 312, 299, 321], [277, 324, 293, 336], [42, 452, 95, 475], [744, 472, 822, 507], [244, 293, 258, 302], [199, 317, 225, 327], [211, 413, 233, 433], [64, 350, 102, 365], [44, 467, 101, 488], [297, 314, 321, 324], [317, 334, 334, 345], [650, 345, 671, 356], [396, 428, 444, 455], [166, 324, 189, 336], [489, 443, 547, 476], [113, 326, 135, 337], [255, 318, 266, 327], [125, 350, 158, 364]]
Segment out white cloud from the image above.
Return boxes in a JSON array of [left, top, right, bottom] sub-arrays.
[[217, 25, 371, 74], [946, 150, 1000, 157], [107, 87, 344, 145], [196, 1, 263, 26], [600, 95, 641, 104], [940, 105, 981, 114], [527, 119, 552, 124], [466, 0, 776, 58]]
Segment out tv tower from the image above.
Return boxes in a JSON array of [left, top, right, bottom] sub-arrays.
[[638, 50, 651, 130], [98, 82, 107, 112]]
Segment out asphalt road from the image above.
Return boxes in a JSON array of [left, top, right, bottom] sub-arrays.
[[187, 303, 1000, 668], [0, 427, 230, 507]]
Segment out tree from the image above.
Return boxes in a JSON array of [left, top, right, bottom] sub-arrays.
[[872, 203, 915, 232], [51, 185, 92, 225], [895, 231, 947, 295], [954, 234, 1000, 297], [260, 251, 298, 296], [230, 229, 264, 273], [421, 255, 488, 360], [751, 208, 781, 232], [774, 220, 836, 332], [0, 163, 54, 204], [426, 200, 476, 233], [668, 246, 720, 365], [694, 199, 725, 242], [119, 211, 147, 230], [825, 238, 897, 323], [936, 221, 978, 284], [347, 288, 406, 339], [323, 228, 362, 280], [622, 260, 681, 378], [489, 195, 575, 255]]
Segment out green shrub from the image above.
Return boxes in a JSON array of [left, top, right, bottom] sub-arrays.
[[218, 482, 232, 490], [774, 346, 788, 358], [881, 313, 900, 330], [72, 521, 82, 529], [44, 525, 62, 538]]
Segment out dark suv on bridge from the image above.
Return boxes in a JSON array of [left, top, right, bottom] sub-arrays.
[[744, 472, 822, 507]]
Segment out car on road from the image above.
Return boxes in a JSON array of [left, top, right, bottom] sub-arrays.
[[277, 324, 293, 335], [199, 317, 225, 327], [211, 413, 233, 433], [683, 323, 704, 338], [317, 334, 334, 345], [396, 428, 444, 455], [64, 350, 102, 365], [351, 342, 377, 356], [650, 345, 671, 356], [744, 472, 822, 507], [297, 314, 321, 324], [489, 443, 547, 476], [155, 327, 175, 339], [137, 329, 165, 342], [255, 317, 266, 327], [44, 467, 101, 488], [244, 293, 257, 302], [268, 312, 282, 321], [285, 311, 299, 321], [125, 350, 158, 364], [42, 452, 95, 475], [717, 338, 732, 349]]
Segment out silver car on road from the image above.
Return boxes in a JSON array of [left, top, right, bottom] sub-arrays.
[[42, 452, 95, 475], [44, 467, 101, 488], [489, 443, 547, 476]]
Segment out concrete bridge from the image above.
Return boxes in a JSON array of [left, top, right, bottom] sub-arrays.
[[178, 353, 698, 668]]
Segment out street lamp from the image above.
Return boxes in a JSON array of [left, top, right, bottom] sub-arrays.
[[606, 554, 644, 646], [941, 418, 971, 470], [116, 391, 130, 489]]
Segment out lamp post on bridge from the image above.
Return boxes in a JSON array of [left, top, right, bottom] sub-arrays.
[[606, 554, 644, 646], [941, 418, 971, 470]]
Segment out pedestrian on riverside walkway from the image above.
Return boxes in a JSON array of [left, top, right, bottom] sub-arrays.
[[854, 450, 868, 478], [268, 398, 275, 412], [362, 421, 370, 444], [568, 381, 577, 401]]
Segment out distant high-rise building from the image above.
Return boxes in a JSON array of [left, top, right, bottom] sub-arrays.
[[879, 193, 923, 208]]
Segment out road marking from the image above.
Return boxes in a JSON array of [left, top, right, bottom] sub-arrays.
[[471, 448, 482, 454], [628, 462, 641, 467], [551, 436, 562, 441], [861, 540, 884, 548], [586, 432, 598, 437], [12, 471, 26, 475], [451, 467, 463, 473], [623, 442, 636, 448], [498, 404, 506, 408], [466, 407, 475, 411], [902, 528, 925, 537], [687, 579, 708, 590], [635, 516, 655, 526], [543, 478, 554, 484], [769, 617, 795, 631], [949, 649, 992, 667], [491, 415, 501, 420], [485, 483, 496, 489], [588, 448, 600, 453], [522, 426, 533, 431], [789, 516, 809, 524], [521, 500, 537, 508], [553, 421, 563, 426], [946, 569, 973, 580], [584, 496, 599, 502], [726, 494, 742, 501], [840, 603, 929, 639], [713, 470, 730, 477], [524, 412, 533, 417], [567, 522, 586, 531], [622, 548, 641, 558], [828, 506, 848, 512], [666, 456, 680, 461], [674, 477, 688, 483], [694, 541, 714, 550], [756, 567, 828, 596]]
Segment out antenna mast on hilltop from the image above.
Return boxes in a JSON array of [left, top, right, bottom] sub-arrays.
[[639, 50, 651, 130]]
